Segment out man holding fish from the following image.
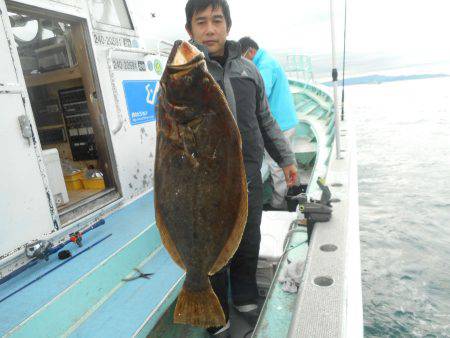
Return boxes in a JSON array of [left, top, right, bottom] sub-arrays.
[[185, 0, 297, 331], [154, 0, 298, 336]]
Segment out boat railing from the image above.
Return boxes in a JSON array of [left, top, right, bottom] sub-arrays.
[[255, 79, 361, 337], [286, 116, 363, 338], [288, 79, 335, 201], [283, 54, 315, 83]]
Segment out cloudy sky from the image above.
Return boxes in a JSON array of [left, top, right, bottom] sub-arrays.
[[132, 0, 450, 73]]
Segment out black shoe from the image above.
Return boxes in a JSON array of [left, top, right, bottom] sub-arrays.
[[234, 304, 261, 327], [207, 321, 231, 337]]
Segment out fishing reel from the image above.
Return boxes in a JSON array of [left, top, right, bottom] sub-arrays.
[[301, 179, 333, 222], [25, 240, 53, 261], [70, 231, 83, 247], [286, 178, 334, 241]]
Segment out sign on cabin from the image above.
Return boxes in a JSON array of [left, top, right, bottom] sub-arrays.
[[123, 80, 159, 125]]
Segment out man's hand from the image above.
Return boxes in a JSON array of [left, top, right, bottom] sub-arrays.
[[282, 164, 298, 188]]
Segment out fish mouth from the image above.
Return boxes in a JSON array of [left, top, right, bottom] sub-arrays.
[[172, 41, 203, 66]]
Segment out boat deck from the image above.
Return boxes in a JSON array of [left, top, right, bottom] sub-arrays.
[[0, 190, 269, 338], [0, 192, 186, 337]]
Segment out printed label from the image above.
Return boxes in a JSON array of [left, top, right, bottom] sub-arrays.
[[93, 32, 132, 48], [123, 80, 159, 125], [112, 58, 146, 72]]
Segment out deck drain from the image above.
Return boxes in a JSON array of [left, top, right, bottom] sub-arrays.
[[320, 244, 338, 252], [314, 276, 334, 287]]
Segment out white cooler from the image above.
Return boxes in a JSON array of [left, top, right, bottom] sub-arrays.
[[42, 149, 69, 206], [256, 211, 298, 296]]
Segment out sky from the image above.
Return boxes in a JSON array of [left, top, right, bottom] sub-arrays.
[[12, 0, 450, 75], [133, 0, 450, 74]]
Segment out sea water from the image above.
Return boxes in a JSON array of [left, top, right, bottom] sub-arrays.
[[347, 74, 450, 337]]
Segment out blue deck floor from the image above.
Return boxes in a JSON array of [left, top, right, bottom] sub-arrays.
[[0, 165, 276, 337], [0, 192, 156, 336], [68, 248, 183, 338]]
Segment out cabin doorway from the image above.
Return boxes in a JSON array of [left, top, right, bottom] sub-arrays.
[[6, 4, 119, 226]]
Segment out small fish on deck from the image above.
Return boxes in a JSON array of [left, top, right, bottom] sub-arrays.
[[154, 40, 248, 328]]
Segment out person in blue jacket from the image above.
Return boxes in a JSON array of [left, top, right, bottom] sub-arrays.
[[239, 36, 299, 210]]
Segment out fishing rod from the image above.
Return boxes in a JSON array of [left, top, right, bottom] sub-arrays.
[[341, 0, 348, 121], [330, 0, 342, 159]]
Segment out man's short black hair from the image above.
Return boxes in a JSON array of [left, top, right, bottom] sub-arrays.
[[238, 37, 259, 54], [185, 0, 232, 31]]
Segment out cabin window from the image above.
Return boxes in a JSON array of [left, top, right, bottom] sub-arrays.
[[89, 0, 134, 30]]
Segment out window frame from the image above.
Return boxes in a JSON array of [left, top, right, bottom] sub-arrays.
[[87, 0, 137, 37]]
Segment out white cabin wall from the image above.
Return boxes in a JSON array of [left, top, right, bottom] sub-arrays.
[[0, 95, 58, 258], [0, 0, 62, 260], [77, 0, 167, 200], [1, 0, 172, 242], [91, 48, 164, 199], [80, 0, 185, 200], [11, 0, 166, 200]]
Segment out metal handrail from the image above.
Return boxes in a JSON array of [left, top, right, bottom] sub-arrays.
[[284, 54, 314, 83]]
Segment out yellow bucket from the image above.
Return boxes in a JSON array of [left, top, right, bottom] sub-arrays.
[[64, 171, 84, 191], [82, 177, 105, 190]]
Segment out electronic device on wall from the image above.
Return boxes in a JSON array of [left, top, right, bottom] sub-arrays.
[[59, 87, 98, 161]]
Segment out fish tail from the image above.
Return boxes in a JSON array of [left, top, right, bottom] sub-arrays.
[[174, 279, 225, 328]]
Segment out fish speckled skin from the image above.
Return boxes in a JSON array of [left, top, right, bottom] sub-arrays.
[[154, 41, 248, 327]]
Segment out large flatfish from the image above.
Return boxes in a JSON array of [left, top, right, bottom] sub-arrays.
[[154, 41, 248, 328]]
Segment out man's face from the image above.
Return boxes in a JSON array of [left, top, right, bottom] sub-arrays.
[[187, 5, 229, 57]]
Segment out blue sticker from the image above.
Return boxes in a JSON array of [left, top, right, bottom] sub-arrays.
[[123, 80, 159, 125]]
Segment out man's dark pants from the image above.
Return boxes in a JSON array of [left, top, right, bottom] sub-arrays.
[[210, 172, 263, 322]]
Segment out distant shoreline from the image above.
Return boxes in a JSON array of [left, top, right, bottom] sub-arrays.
[[321, 73, 450, 86]]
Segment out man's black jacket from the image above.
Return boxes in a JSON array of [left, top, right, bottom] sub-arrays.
[[193, 40, 296, 180]]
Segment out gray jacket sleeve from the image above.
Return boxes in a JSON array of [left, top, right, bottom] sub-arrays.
[[252, 65, 296, 168]]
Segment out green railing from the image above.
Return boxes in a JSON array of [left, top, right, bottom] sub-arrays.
[[283, 55, 314, 83]]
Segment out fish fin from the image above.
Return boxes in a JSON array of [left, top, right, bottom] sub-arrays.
[[155, 208, 186, 270], [174, 282, 226, 328], [209, 177, 249, 275]]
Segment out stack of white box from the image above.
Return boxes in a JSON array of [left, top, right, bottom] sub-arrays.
[[42, 149, 69, 206], [256, 211, 299, 297]]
